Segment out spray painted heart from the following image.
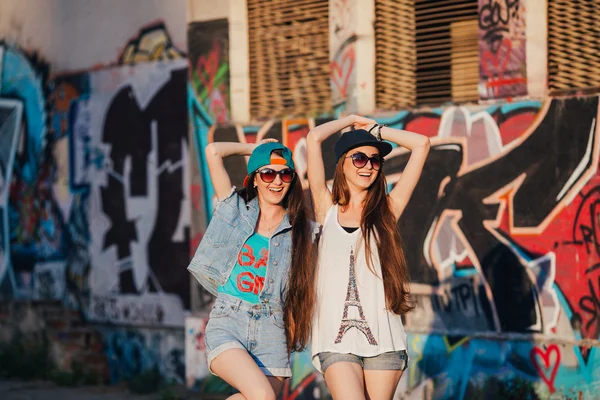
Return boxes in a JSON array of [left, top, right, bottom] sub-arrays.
[[530, 344, 560, 393]]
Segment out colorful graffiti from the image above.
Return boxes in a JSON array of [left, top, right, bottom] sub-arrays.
[[103, 328, 185, 384], [330, 0, 356, 109], [0, 42, 65, 300], [189, 95, 600, 398], [0, 20, 191, 330], [119, 22, 185, 64], [188, 19, 230, 124], [400, 333, 600, 399], [478, 0, 527, 99], [75, 59, 190, 326]]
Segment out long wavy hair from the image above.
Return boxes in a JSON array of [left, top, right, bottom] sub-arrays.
[[238, 154, 316, 354], [333, 154, 413, 314], [287, 151, 413, 352]]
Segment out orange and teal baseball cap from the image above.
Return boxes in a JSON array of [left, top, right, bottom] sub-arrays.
[[243, 142, 295, 186]]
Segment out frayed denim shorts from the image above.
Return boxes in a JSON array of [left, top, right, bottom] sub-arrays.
[[318, 350, 409, 374], [204, 293, 291, 378]]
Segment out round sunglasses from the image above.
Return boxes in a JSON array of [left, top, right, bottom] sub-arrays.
[[258, 168, 296, 183], [346, 152, 383, 170]]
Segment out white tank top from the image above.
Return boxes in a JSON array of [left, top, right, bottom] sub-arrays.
[[311, 204, 408, 372]]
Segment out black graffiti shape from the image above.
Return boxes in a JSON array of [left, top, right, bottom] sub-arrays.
[[102, 67, 190, 307], [479, 0, 520, 53], [101, 88, 148, 259], [315, 117, 340, 181], [390, 98, 598, 333], [385, 143, 463, 285], [444, 98, 598, 332]]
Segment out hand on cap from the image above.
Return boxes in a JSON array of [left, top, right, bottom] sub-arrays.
[[349, 115, 377, 131], [256, 138, 279, 147]]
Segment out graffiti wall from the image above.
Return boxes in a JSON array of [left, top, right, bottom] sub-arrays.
[[188, 19, 230, 125], [0, 20, 190, 385], [190, 96, 600, 398], [102, 326, 185, 384], [478, 0, 527, 100], [0, 21, 191, 383], [0, 22, 190, 326], [330, 0, 356, 109]]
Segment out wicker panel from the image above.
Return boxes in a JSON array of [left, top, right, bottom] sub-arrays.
[[248, 0, 330, 120], [451, 20, 479, 102], [375, 0, 416, 110], [415, 0, 478, 105], [548, 0, 600, 94]]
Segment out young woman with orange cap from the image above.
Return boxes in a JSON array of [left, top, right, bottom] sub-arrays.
[[189, 139, 315, 400]]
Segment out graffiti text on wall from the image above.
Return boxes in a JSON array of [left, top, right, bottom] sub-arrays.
[[478, 0, 527, 99], [190, 96, 600, 398]]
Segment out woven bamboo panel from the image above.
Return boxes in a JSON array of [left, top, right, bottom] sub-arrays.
[[548, 0, 600, 94], [248, 0, 330, 120], [451, 20, 479, 102], [415, 0, 478, 105], [375, 0, 417, 110]]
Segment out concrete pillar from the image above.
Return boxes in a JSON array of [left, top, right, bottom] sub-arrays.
[[525, 0, 548, 98], [228, 0, 250, 123], [329, 0, 376, 114]]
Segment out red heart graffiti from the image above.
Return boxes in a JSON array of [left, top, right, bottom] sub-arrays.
[[195, 41, 221, 94], [481, 38, 512, 87], [530, 344, 560, 393], [330, 46, 355, 98]]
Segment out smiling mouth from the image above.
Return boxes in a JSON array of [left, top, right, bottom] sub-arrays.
[[358, 172, 372, 177], [269, 187, 283, 192]]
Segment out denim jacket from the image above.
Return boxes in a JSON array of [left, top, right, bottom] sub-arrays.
[[188, 189, 308, 309]]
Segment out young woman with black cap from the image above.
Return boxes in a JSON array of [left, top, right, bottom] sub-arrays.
[[188, 140, 315, 400], [285, 115, 430, 399]]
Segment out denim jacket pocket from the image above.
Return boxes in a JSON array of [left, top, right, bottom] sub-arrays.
[[271, 310, 285, 329]]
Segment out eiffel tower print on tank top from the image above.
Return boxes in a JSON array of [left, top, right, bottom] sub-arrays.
[[334, 247, 377, 345]]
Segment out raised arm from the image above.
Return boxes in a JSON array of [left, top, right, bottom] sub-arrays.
[[205, 140, 275, 200], [376, 125, 430, 220], [307, 115, 376, 223]]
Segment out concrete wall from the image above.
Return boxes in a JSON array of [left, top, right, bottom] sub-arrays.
[[0, 0, 187, 72], [0, 0, 189, 385]]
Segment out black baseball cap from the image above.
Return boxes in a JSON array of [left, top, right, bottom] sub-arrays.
[[334, 129, 393, 161]]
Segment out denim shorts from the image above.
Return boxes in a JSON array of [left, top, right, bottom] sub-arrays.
[[318, 350, 409, 374], [204, 293, 291, 378]]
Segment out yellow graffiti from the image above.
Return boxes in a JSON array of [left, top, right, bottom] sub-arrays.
[[409, 335, 423, 387], [443, 335, 470, 353], [120, 24, 184, 64]]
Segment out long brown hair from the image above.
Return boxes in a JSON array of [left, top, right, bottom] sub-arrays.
[[332, 154, 413, 315], [286, 152, 413, 353], [239, 160, 316, 354]]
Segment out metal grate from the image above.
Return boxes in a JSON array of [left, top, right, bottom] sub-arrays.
[[247, 0, 330, 120], [548, 0, 600, 94], [415, 0, 479, 105], [375, 0, 416, 110]]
